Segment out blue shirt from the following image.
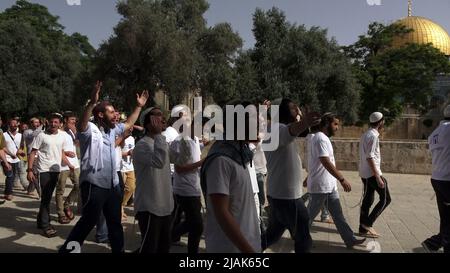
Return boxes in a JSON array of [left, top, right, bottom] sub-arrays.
[[78, 122, 125, 189]]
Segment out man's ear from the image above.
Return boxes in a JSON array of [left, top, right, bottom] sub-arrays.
[[98, 112, 104, 119]]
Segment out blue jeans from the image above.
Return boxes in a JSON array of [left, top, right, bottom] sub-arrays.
[[261, 197, 312, 253], [308, 189, 357, 247], [301, 192, 330, 221]]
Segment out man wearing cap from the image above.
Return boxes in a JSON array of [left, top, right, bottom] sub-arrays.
[[133, 106, 173, 253], [358, 112, 392, 238], [423, 105, 450, 253]]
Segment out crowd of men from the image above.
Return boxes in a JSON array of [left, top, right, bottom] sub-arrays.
[[0, 82, 449, 253]]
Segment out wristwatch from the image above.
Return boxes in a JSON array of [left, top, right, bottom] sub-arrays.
[[338, 177, 345, 183], [26, 168, 33, 172]]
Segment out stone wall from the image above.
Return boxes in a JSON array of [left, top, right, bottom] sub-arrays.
[[297, 138, 432, 175]]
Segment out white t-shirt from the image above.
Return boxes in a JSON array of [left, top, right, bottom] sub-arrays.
[[307, 132, 337, 194], [60, 131, 80, 171], [429, 121, 450, 181], [31, 131, 66, 173], [264, 123, 303, 199], [170, 136, 202, 197], [205, 156, 261, 253], [359, 128, 382, 179], [121, 136, 135, 172], [3, 131, 21, 164]]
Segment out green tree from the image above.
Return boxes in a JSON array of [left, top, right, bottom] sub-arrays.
[[344, 22, 450, 122], [93, 0, 242, 110], [0, 0, 94, 118], [236, 8, 361, 123]]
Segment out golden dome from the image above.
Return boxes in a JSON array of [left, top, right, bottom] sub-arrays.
[[392, 16, 450, 56]]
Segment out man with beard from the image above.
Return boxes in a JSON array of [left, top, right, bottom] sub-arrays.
[[59, 81, 149, 253], [307, 113, 366, 249], [358, 112, 391, 238]]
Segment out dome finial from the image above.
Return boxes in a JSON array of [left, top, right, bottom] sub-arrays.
[[408, 0, 412, 17]]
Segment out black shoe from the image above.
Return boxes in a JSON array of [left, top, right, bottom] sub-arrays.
[[422, 239, 441, 253], [347, 238, 367, 249], [0, 200, 5, 205]]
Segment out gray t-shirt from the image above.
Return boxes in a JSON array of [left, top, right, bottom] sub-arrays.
[[264, 123, 303, 199], [205, 156, 261, 253]]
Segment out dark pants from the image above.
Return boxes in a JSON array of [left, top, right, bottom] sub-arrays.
[[432, 179, 450, 253], [37, 172, 59, 229], [3, 162, 19, 195], [59, 182, 124, 253], [95, 172, 125, 242], [261, 197, 312, 253], [172, 195, 203, 254], [360, 176, 392, 228], [136, 211, 172, 253]]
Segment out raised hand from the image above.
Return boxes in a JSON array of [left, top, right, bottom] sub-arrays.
[[91, 81, 103, 105], [136, 90, 150, 108]]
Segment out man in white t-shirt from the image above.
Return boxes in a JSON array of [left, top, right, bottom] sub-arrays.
[[170, 117, 204, 253], [423, 105, 450, 253], [2, 118, 25, 201], [307, 113, 366, 249], [262, 98, 320, 253], [358, 112, 391, 238], [120, 127, 136, 221], [27, 113, 68, 238], [55, 112, 80, 224]]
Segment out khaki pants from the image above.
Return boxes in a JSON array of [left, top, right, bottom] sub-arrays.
[[122, 171, 136, 207], [55, 168, 80, 217]]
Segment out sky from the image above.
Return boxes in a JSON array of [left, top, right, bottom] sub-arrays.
[[0, 0, 449, 49]]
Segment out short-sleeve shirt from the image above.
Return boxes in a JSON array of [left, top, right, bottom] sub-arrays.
[[60, 131, 80, 171], [307, 132, 337, 194], [205, 156, 261, 253], [264, 123, 303, 199], [3, 131, 22, 164], [31, 131, 66, 173]]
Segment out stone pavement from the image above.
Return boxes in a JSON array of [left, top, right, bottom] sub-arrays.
[[0, 171, 442, 253]]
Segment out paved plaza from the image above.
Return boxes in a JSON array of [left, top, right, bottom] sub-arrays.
[[0, 170, 442, 253]]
